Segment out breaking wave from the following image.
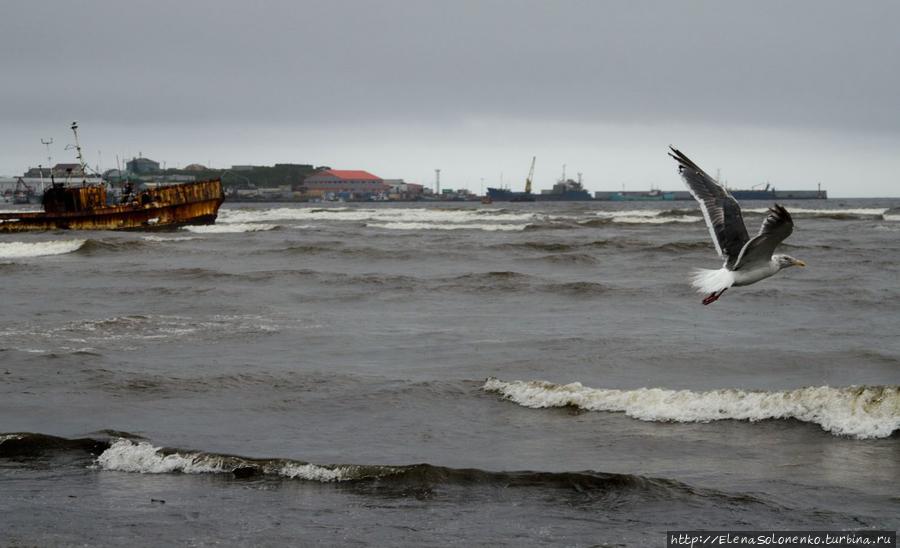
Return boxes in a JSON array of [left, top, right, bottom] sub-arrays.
[[483, 378, 900, 439], [0, 433, 760, 504], [76, 239, 151, 254], [573, 211, 702, 226], [366, 221, 527, 232], [0, 239, 86, 259], [743, 207, 889, 220], [219, 207, 537, 225], [181, 223, 278, 233], [142, 235, 199, 242]]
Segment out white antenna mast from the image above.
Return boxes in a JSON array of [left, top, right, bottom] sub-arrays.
[[70, 121, 88, 185], [41, 137, 54, 189]]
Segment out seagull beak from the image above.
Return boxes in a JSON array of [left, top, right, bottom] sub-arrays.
[[794, 259, 806, 267]]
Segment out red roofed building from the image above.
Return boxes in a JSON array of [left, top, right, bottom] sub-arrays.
[[301, 169, 388, 198]]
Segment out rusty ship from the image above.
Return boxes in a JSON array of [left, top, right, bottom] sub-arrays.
[[0, 123, 224, 232]]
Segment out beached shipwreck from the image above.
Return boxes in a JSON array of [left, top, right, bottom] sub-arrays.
[[0, 122, 224, 232], [0, 179, 224, 232]]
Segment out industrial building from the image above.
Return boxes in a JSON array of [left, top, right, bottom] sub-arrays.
[[126, 156, 160, 174], [301, 169, 389, 199]]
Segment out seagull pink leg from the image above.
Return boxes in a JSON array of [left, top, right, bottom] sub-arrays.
[[702, 288, 727, 305]]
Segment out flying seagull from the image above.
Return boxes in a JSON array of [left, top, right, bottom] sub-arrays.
[[668, 147, 805, 305]]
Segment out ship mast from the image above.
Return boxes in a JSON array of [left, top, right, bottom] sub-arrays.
[[40, 137, 54, 190], [70, 121, 88, 186]]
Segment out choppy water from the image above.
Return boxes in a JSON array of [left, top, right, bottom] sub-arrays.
[[1, 199, 898, 546]]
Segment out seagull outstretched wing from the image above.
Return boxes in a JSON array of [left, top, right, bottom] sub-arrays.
[[668, 147, 749, 269], [733, 204, 794, 269]]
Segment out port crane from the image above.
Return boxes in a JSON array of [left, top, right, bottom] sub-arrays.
[[524, 156, 535, 194]]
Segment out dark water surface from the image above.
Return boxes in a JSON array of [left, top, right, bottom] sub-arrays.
[[1, 199, 898, 546]]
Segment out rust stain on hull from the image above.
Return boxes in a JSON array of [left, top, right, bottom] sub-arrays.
[[0, 179, 224, 232]]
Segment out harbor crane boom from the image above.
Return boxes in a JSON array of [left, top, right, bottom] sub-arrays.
[[525, 156, 535, 194]]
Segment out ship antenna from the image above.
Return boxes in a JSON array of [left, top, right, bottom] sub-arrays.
[[70, 121, 88, 186], [41, 137, 54, 188]]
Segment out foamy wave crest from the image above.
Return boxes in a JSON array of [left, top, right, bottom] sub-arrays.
[[608, 215, 700, 224], [97, 440, 231, 474], [142, 235, 199, 242], [592, 210, 701, 224], [367, 221, 527, 232], [484, 378, 900, 439], [96, 439, 358, 481], [883, 214, 900, 222], [744, 207, 888, 219], [181, 223, 277, 233], [0, 239, 86, 258], [219, 207, 537, 225]]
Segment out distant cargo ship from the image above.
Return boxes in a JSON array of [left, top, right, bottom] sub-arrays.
[[595, 183, 827, 201], [536, 178, 592, 201], [729, 183, 827, 200], [485, 187, 535, 202], [486, 156, 537, 202], [609, 189, 675, 202]]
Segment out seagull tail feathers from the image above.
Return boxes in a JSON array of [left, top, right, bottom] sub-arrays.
[[691, 268, 735, 294]]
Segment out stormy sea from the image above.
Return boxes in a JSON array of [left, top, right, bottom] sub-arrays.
[[1, 199, 898, 546]]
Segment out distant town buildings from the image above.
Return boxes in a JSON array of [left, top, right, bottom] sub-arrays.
[[23, 163, 86, 178], [9, 153, 439, 202], [126, 156, 160, 174], [301, 169, 389, 199]]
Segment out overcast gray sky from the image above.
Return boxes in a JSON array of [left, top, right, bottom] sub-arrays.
[[2, 1, 898, 196]]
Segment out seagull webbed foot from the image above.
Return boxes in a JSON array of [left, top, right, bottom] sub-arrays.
[[702, 288, 727, 306]]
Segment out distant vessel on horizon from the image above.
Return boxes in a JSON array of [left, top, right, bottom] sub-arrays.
[[727, 182, 827, 200], [486, 157, 536, 202], [536, 171, 592, 201], [594, 181, 827, 201], [609, 188, 675, 202]]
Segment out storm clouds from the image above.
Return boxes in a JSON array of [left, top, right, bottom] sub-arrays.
[[2, 1, 898, 195]]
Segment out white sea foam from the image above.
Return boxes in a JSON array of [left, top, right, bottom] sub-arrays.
[[608, 215, 700, 224], [181, 223, 278, 233], [594, 210, 666, 218], [142, 235, 199, 242], [743, 207, 887, 217], [96, 439, 354, 482], [592, 210, 702, 224], [219, 207, 537, 225], [484, 378, 900, 439], [96, 440, 232, 474], [882, 214, 900, 222], [366, 221, 528, 231], [275, 462, 349, 482], [0, 239, 86, 259]]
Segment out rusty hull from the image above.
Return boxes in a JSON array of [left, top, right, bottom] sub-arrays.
[[0, 179, 224, 232]]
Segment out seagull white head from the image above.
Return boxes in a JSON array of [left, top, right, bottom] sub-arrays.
[[774, 254, 806, 269]]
